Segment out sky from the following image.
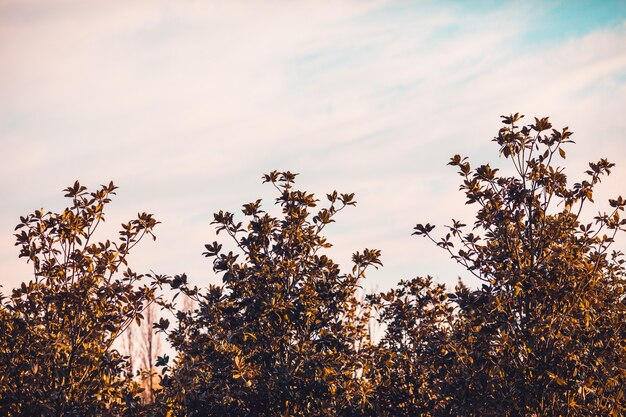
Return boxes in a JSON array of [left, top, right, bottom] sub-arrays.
[[1, 0, 625, 294]]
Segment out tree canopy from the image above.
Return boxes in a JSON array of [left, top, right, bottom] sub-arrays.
[[0, 181, 159, 416], [154, 171, 381, 416], [412, 114, 626, 415], [1, 114, 624, 416]]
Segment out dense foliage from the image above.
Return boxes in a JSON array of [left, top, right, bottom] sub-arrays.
[[1, 114, 624, 416], [412, 114, 626, 416], [0, 182, 159, 416], [154, 171, 381, 416], [366, 276, 455, 416]]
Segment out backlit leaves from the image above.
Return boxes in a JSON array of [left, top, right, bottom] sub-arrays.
[[156, 172, 379, 417], [1, 114, 624, 417], [411, 114, 626, 416], [1, 181, 159, 416]]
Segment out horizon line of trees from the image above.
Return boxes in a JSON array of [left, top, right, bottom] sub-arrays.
[[1, 114, 625, 416]]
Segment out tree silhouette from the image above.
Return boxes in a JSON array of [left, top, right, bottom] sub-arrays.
[[154, 171, 381, 417], [413, 114, 626, 416], [1, 114, 624, 416], [367, 276, 455, 416], [0, 181, 159, 416]]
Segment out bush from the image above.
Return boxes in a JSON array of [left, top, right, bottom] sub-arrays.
[[412, 114, 626, 416], [155, 171, 381, 417], [0, 181, 159, 416]]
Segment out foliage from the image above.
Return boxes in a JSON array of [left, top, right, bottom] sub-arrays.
[[154, 171, 382, 417], [1, 114, 625, 416], [413, 114, 626, 416], [366, 276, 455, 416], [0, 181, 159, 416]]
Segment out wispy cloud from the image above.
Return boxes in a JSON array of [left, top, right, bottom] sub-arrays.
[[1, 1, 625, 291]]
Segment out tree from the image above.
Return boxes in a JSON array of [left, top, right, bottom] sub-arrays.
[[120, 301, 167, 405], [138, 303, 163, 404], [413, 114, 626, 416], [154, 171, 382, 417], [366, 276, 455, 416], [0, 181, 159, 416], [2, 114, 623, 417]]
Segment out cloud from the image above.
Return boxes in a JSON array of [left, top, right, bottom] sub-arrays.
[[1, 1, 625, 292]]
